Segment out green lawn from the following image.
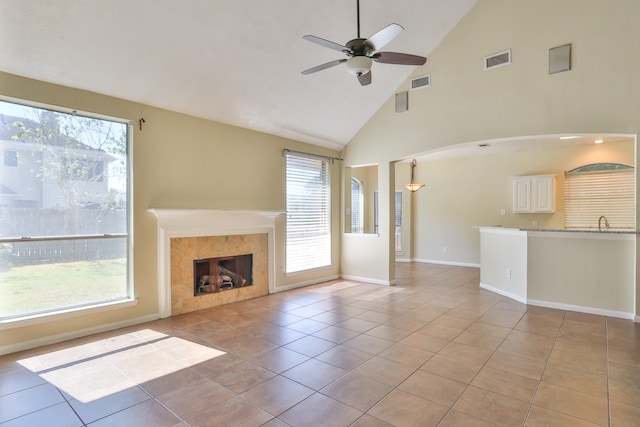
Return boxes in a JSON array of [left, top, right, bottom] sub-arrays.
[[0, 258, 128, 318]]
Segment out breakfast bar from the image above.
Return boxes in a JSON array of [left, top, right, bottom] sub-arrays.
[[478, 226, 636, 319]]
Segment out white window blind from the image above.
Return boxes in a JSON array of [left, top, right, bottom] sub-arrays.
[[395, 191, 402, 252], [286, 153, 331, 273], [564, 164, 635, 230], [351, 177, 364, 233]]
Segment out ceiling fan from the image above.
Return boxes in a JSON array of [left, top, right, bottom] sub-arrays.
[[301, 0, 427, 86]]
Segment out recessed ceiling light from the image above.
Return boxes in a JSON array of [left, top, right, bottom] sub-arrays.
[[594, 139, 604, 144]]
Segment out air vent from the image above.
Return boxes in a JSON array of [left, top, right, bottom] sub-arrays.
[[484, 49, 511, 70], [410, 74, 430, 90], [395, 91, 408, 113]]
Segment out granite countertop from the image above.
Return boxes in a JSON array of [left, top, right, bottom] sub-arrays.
[[520, 228, 639, 234], [477, 226, 638, 234]]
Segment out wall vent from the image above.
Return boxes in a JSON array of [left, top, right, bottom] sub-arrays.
[[395, 91, 408, 113], [484, 49, 511, 70], [410, 74, 430, 90]]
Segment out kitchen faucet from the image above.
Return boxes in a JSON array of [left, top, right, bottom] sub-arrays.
[[598, 215, 609, 231]]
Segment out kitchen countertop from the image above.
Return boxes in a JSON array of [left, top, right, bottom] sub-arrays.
[[476, 226, 638, 235], [519, 228, 639, 234]]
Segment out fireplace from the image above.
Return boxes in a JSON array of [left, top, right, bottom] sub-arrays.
[[148, 209, 282, 317], [194, 254, 253, 295]]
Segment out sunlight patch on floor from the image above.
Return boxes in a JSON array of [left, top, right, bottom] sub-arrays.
[[18, 329, 226, 403]]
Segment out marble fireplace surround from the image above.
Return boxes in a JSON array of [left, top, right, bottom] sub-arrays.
[[148, 209, 282, 318]]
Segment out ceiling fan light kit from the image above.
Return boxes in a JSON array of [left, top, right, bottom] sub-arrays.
[[301, 0, 426, 86], [346, 56, 372, 76]]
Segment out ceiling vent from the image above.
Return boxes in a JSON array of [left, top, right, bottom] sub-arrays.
[[410, 74, 430, 90], [484, 49, 511, 70]]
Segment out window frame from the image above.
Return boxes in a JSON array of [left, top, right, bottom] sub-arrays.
[[0, 96, 135, 327], [285, 151, 332, 274]]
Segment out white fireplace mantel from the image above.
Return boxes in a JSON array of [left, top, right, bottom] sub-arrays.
[[148, 209, 283, 317]]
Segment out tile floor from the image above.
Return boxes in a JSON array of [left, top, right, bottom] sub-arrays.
[[1, 263, 639, 426]]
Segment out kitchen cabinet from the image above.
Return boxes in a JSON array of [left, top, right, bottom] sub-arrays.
[[512, 174, 555, 213]]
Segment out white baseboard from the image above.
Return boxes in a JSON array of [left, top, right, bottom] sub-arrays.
[[0, 313, 160, 356], [275, 274, 341, 293], [527, 298, 635, 320], [479, 283, 635, 320], [412, 258, 480, 268], [479, 282, 527, 304], [340, 274, 395, 286]]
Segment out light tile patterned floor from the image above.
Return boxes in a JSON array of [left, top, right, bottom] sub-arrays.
[[1, 263, 639, 426]]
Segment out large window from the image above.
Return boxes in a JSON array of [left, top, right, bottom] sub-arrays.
[[0, 99, 131, 320], [285, 152, 331, 273], [564, 163, 635, 230]]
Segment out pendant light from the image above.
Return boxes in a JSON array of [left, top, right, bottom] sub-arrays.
[[404, 159, 425, 192]]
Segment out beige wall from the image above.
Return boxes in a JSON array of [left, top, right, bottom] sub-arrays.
[[527, 233, 635, 315], [0, 71, 341, 353], [343, 0, 640, 317], [480, 228, 528, 301]]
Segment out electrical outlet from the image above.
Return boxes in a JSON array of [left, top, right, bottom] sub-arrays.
[[506, 268, 511, 278], [442, 246, 448, 254], [500, 209, 506, 216], [532, 220, 538, 227]]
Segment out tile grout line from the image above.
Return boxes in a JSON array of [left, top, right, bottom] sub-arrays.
[[520, 309, 566, 426], [433, 296, 526, 426], [605, 317, 612, 427]]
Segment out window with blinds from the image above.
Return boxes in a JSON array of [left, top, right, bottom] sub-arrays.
[[351, 177, 364, 233], [285, 152, 331, 273], [564, 163, 635, 230], [395, 191, 402, 252]]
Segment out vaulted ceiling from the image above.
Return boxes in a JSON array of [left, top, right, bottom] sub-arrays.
[[0, 0, 478, 150]]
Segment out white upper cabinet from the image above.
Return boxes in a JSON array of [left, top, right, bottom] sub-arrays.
[[512, 175, 556, 213]]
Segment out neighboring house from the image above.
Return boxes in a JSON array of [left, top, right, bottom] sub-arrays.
[[0, 114, 114, 210]]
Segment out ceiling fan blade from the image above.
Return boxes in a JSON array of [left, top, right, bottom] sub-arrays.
[[357, 70, 372, 86], [373, 52, 427, 66], [366, 23, 404, 51], [301, 59, 347, 75], [303, 35, 349, 53]]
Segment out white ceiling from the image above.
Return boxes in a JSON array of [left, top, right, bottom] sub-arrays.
[[0, 0, 478, 151]]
